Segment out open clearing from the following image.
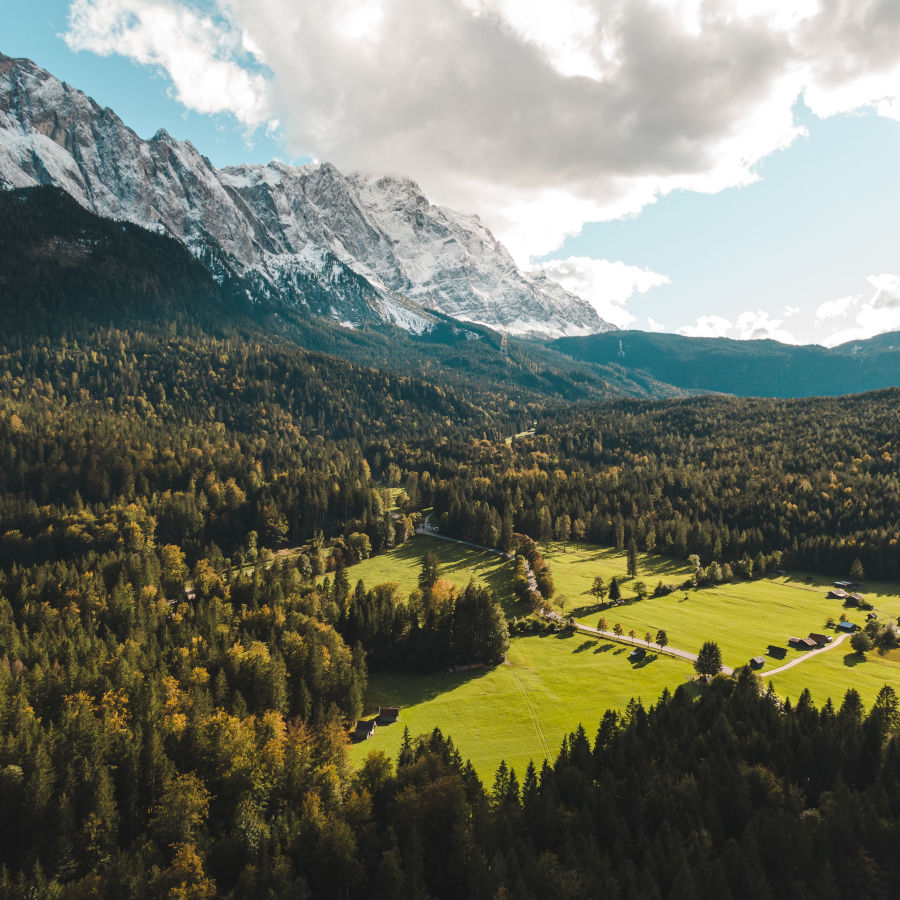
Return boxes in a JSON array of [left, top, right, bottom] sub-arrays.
[[343, 536, 900, 776], [328, 536, 527, 616], [546, 543, 900, 675], [350, 632, 694, 779]]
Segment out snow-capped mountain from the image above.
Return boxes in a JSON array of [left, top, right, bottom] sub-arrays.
[[0, 52, 614, 338]]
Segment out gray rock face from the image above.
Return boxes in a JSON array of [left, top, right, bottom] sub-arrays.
[[0, 53, 615, 337]]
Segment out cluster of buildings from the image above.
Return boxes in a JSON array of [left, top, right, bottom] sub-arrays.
[[353, 706, 400, 742]]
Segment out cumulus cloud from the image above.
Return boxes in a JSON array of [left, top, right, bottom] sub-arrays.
[[678, 315, 734, 338], [678, 309, 798, 342], [816, 294, 857, 320], [65, 0, 900, 262], [66, 0, 273, 126], [537, 257, 670, 328], [819, 274, 900, 346]]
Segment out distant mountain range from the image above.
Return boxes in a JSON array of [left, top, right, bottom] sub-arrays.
[[4, 51, 900, 401], [552, 330, 900, 397], [0, 52, 612, 339]]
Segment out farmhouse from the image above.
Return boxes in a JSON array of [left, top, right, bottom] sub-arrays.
[[808, 633, 831, 647], [846, 593, 865, 606], [353, 719, 377, 741], [788, 636, 818, 650], [867, 612, 879, 620], [836, 621, 859, 633], [834, 581, 859, 590], [828, 588, 848, 600], [378, 706, 400, 724], [750, 656, 765, 669]]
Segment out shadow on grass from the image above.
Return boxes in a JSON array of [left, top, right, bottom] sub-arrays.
[[843, 652, 867, 667], [594, 644, 613, 653], [613, 647, 627, 655], [364, 663, 496, 713], [632, 653, 659, 668], [375, 535, 530, 618], [570, 602, 607, 617], [574, 640, 598, 653]]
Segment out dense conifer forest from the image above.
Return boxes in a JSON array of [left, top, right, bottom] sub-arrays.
[[4, 186, 900, 896], [404, 392, 900, 581]]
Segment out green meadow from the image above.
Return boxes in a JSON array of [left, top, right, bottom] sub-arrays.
[[341, 536, 900, 777], [350, 631, 693, 779], [546, 543, 900, 674], [329, 535, 525, 615], [770, 645, 900, 709]]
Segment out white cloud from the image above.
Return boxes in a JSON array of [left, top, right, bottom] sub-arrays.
[[646, 316, 665, 332], [733, 309, 798, 343], [66, 0, 273, 126], [816, 294, 857, 320], [820, 274, 900, 346], [678, 315, 733, 338], [65, 0, 900, 261], [537, 257, 670, 328], [678, 309, 798, 342]]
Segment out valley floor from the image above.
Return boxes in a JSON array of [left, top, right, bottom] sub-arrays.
[[345, 535, 900, 778]]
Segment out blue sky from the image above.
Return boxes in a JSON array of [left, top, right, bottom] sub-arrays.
[[7, 0, 900, 345]]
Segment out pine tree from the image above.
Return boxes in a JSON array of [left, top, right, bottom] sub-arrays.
[[627, 538, 638, 577]]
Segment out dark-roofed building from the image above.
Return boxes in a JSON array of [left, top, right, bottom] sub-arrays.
[[808, 633, 831, 647], [378, 707, 400, 724], [867, 612, 879, 620], [789, 636, 818, 650], [750, 656, 765, 669], [767, 644, 788, 659], [847, 593, 865, 606], [353, 719, 377, 741], [836, 621, 859, 633]]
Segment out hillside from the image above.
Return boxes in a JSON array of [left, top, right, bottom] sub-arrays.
[[553, 330, 900, 397], [0, 185, 680, 407], [0, 52, 611, 337]]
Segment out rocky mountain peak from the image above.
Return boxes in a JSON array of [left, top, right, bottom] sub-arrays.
[[0, 52, 615, 338]]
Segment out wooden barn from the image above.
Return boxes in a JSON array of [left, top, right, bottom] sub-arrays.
[[353, 719, 377, 741], [378, 707, 400, 724]]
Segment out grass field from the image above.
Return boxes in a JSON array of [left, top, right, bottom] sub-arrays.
[[771, 645, 900, 709], [328, 535, 528, 616], [342, 536, 900, 777], [545, 543, 900, 674], [350, 631, 694, 779]]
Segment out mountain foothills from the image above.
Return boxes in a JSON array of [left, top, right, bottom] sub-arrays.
[[6, 49, 900, 900], [555, 330, 900, 398], [0, 52, 610, 339]]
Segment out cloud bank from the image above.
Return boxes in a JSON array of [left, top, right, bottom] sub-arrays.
[[679, 309, 799, 343], [817, 274, 900, 346], [537, 257, 670, 328], [64, 0, 900, 265]]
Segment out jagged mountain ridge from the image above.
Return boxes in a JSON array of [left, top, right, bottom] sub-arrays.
[[0, 52, 613, 338]]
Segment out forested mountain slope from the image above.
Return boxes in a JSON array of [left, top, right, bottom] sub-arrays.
[[0, 186, 679, 406], [554, 329, 900, 397]]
